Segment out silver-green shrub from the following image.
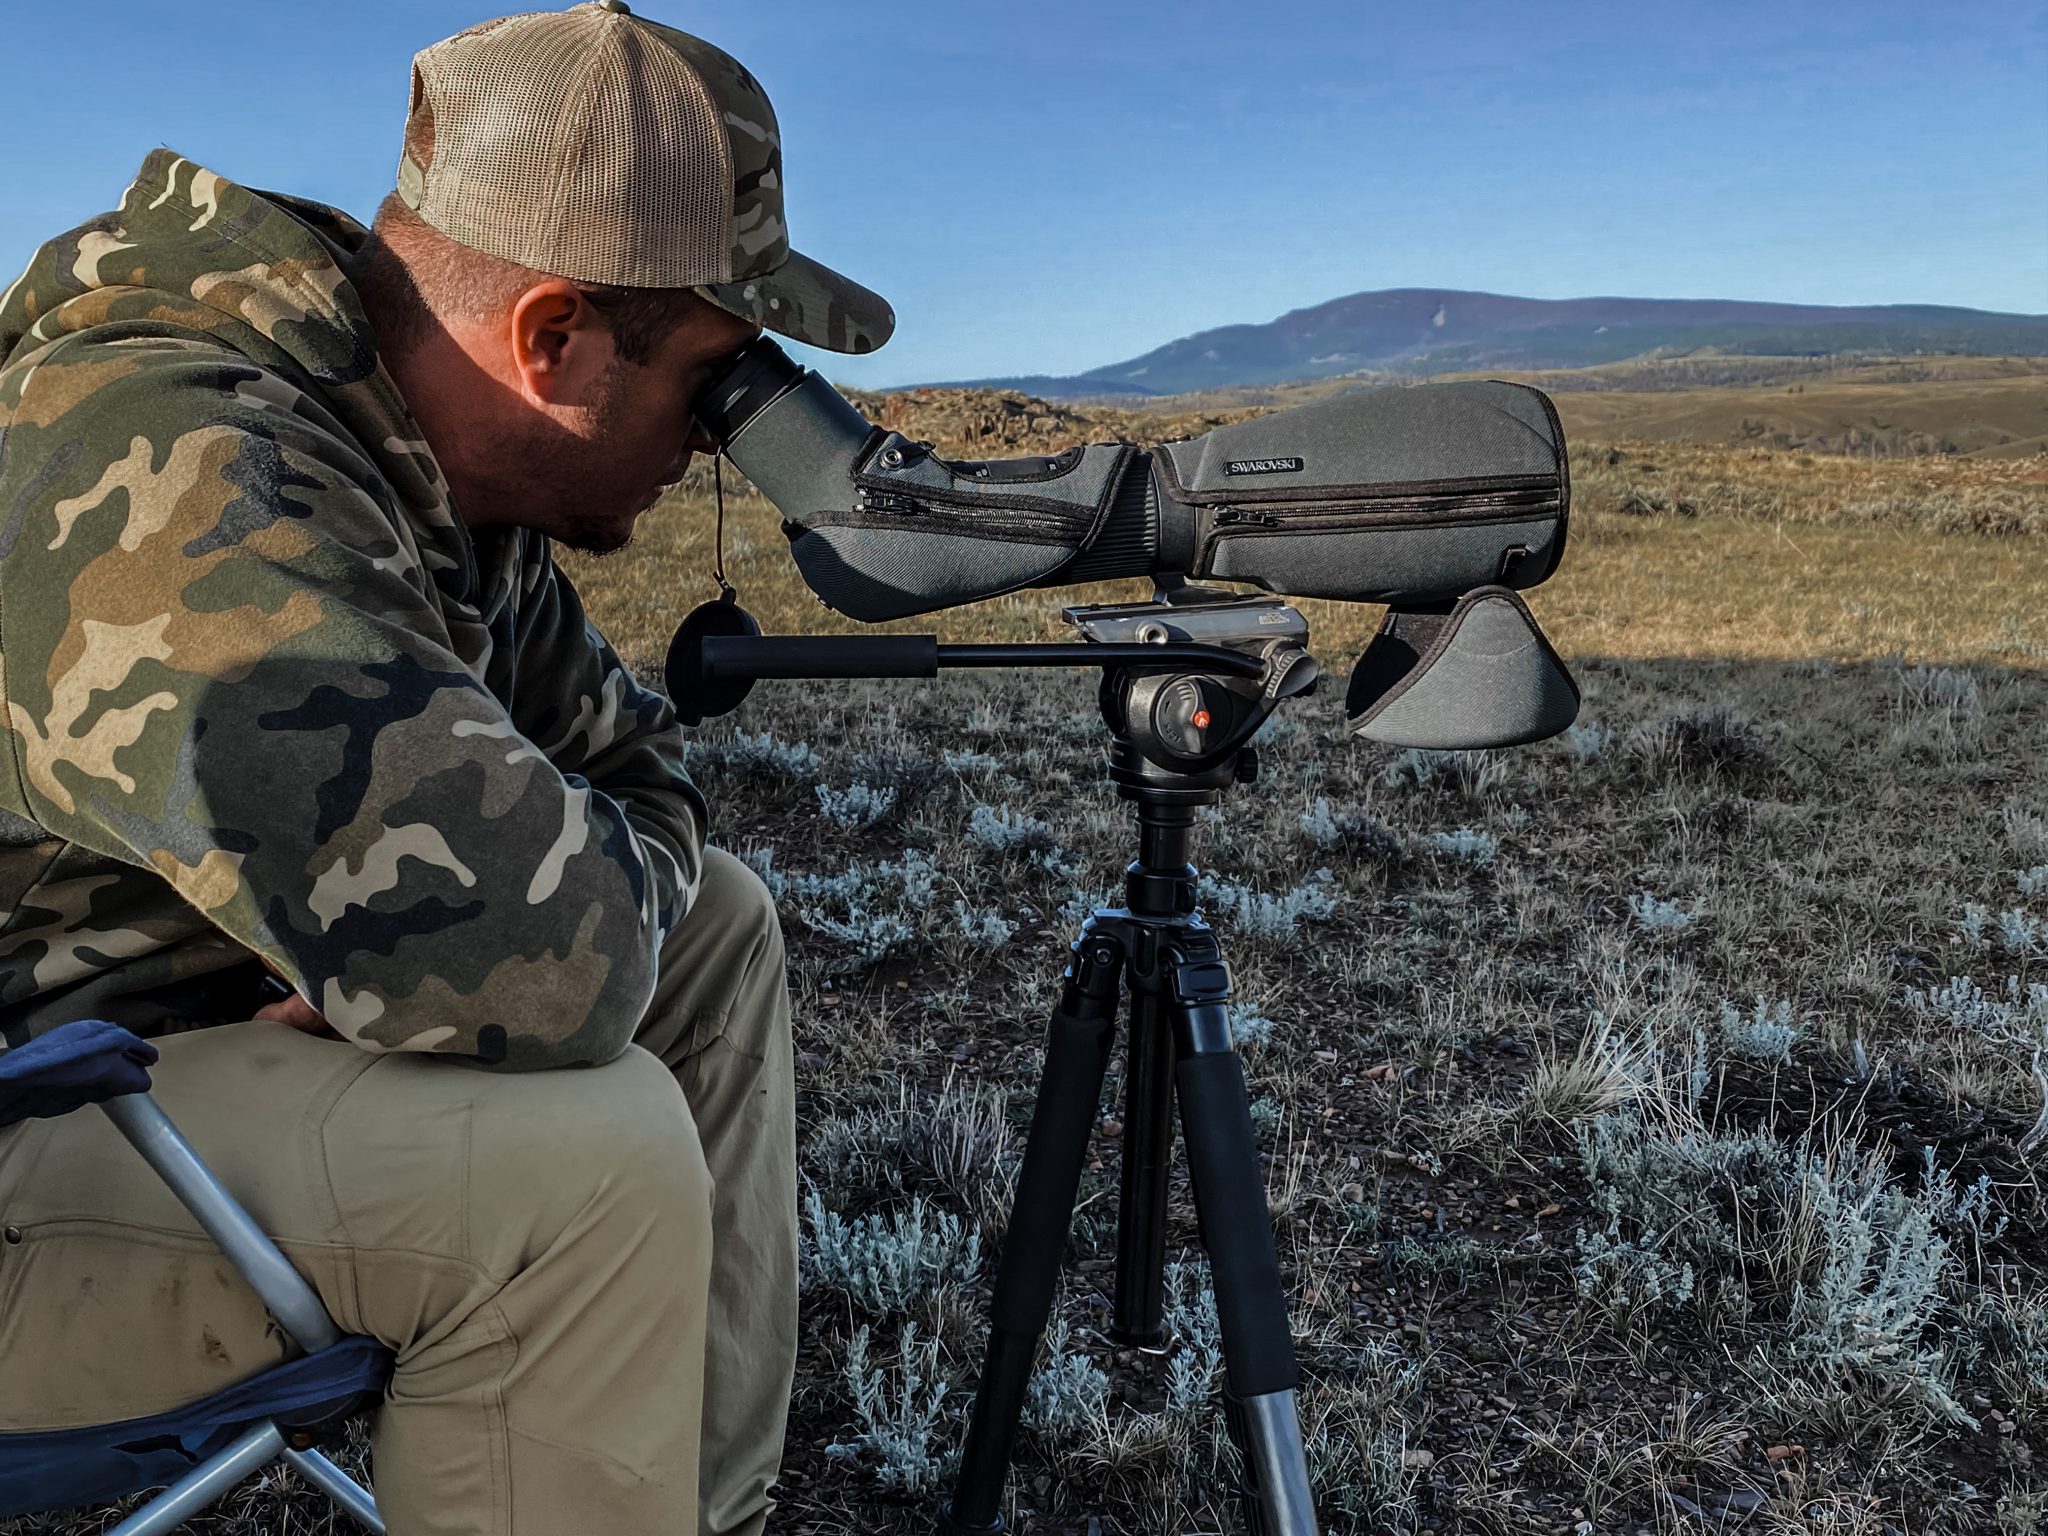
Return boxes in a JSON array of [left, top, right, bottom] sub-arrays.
[[1957, 902, 2044, 954], [1197, 869, 1339, 943], [1298, 798, 1403, 858], [690, 727, 821, 779], [845, 745, 953, 808], [1629, 891, 1698, 934], [1573, 1113, 1786, 1313], [1772, 1153, 1972, 1426], [1164, 1260, 1224, 1418], [800, 1190, 981, 1316], [1429, 826, 1498, 865], [782, 852, 940, 975], [950, 899, 1016, 948], [1227, 1004, 1277, 1051], [1717, 996, 1809, 1063], [1905, 974, 2048, 1050], [825, 1322, 958, 1494], [1022, 1317, 1109, 1444], [815, 781, 898, 829], [1566, 720, 1615, 759], [966, 803, 1061, 858]]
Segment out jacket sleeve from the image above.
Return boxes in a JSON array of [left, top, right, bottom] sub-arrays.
[[500, 542, 707, 943], [0, 339, 671, 1069]]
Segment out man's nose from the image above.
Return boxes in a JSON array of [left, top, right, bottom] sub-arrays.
[[661, 423, 721, 487]]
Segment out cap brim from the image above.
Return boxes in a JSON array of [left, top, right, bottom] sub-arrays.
[[694, 248, 894, 355]]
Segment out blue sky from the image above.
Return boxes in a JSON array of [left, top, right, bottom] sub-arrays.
[[4, 0, 2043, 388]]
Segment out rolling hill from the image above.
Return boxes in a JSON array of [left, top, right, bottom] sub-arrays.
[[930, 289, 2048, 398]]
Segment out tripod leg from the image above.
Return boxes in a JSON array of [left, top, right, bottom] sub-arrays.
[[1112, 990, 1174, 1345], [1169, 952, 1320, 1536], [941, 929, 1124, 1536]]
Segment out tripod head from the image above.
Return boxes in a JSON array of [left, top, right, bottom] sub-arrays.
[[665, 590, 1318, 747], [1067, 590, 1318, 796]]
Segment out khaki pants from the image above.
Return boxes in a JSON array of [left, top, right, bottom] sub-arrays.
[[0, 847, 795, 1536]]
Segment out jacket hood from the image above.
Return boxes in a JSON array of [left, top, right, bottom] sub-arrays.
[[1, 149, 385, 389], [0, 150, 493, 606]]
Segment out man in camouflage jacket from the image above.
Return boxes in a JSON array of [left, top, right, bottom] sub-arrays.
[[0, 6, 893, 1533]]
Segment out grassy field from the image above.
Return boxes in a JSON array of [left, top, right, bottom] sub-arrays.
[[12, 372, 2047, 1536]]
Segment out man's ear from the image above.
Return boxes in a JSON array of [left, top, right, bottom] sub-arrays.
[[509, 279, 612, 405]]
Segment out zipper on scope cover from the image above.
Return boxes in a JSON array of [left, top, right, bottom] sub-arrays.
[[1199, 495, 1562, 572], [802, 497, 1096, 546]]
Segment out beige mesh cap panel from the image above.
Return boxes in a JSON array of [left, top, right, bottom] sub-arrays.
[[398, 2, 893, 353]]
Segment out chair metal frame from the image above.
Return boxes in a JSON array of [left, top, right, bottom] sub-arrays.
[[87, 1092, 385, 1535]]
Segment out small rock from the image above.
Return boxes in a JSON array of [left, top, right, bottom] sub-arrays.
[[1401, 1448, 1434, 1469]]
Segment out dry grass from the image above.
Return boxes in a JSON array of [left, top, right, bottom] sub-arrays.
[[1548, 377, 2048, 459]]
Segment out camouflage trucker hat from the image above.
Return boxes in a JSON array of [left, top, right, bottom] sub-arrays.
[[397, 0, 893, 354]]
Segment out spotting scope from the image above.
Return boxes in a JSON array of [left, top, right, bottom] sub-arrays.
[[687, 336, 1583, 750]]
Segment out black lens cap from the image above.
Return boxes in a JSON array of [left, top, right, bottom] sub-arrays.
[[665, 598, 763, 726]]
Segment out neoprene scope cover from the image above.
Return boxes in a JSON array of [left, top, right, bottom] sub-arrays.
[[718, 365, 1568, 623], [1345, 586, 1580, 748], [1153, 380, 1570, 604]]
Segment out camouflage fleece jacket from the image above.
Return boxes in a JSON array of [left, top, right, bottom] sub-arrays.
[[0, 150, 706, 1069]]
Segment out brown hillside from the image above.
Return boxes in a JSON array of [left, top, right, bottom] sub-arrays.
[[840, 384, 1256, 459]]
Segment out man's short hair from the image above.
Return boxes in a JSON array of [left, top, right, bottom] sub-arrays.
[[354, 192, 717, 367]]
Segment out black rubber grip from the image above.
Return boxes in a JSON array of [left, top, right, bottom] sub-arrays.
[[990, 1003, 1116, 1335], [1175, 1051, 1300, 1398], [698, 634, 940, 680]]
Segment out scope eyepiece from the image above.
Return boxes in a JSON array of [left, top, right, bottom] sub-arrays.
[[692, 334, 807, 447]]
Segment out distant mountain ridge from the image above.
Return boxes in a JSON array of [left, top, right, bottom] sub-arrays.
[[926, 289, 2048, 399]]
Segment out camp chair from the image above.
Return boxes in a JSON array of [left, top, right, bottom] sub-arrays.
[[0, 1018, 389, 1533]]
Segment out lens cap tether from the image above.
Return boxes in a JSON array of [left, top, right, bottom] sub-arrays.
[[665, 454, 763, 728]]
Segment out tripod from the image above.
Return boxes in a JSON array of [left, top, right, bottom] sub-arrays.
[[941, 672, 1320, 1535], [668, 591, 1325, 1535]]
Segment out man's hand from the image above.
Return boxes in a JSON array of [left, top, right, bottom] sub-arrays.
[[255, 987, 341, 1039]]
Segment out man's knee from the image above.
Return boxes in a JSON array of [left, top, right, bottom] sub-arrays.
[[640, 847, 790, 1072], [451, 1047, 712, 1267], [686, 846, 786, 966]]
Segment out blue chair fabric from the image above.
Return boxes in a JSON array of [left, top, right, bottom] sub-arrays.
[[0, 1336, 392, 1516], [0, 1019, 160, 1129]]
